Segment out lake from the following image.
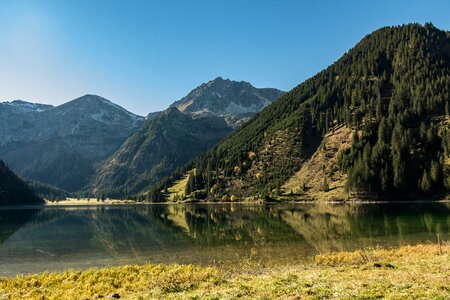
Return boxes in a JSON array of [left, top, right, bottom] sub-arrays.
[[0, 202, 449, 276]]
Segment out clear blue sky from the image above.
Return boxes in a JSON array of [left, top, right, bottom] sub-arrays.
[[0, 0, 449, 115]]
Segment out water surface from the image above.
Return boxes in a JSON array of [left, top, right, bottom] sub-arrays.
[[0, 203, 449, 276]]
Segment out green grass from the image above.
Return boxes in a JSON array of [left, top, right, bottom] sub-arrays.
[[1, 244, 449, 299]]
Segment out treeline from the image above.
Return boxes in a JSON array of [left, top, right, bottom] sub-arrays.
[[26, 180, 72, 201], [0, 160, 43, 206], [146, 23, 449, 201]]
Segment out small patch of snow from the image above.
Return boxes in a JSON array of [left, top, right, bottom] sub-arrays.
[[2, 100, 50, 112]]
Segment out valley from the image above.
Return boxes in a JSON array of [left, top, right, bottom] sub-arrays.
[[0, 14, 449, 299]]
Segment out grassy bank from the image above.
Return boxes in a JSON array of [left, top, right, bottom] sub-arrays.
[[45, 198, 139, 206], [1, 244, 449, 299]]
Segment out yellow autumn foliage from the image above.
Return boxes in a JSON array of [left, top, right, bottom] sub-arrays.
[[233, 166, 241, 174]]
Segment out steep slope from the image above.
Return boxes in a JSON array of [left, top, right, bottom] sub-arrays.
[[92, 108, 232, 197], [0, 160, 43, 206], [170, 77, 284, 127], [151, 23, 450, 201], [0, 95, 144, 191], [282, 125, 354, 201]]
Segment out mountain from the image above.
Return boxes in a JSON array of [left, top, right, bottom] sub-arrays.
[[0, 95, 144, 191], [170, 77, 284, 127], [92, 79, 283, 198], [0, 160, 43, 206], [92, 107, 232, 197], [149, 23, 450, 202], [0, 100, 54, 113]]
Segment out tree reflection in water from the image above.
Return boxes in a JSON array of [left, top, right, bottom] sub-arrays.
[[0, 202, 449, 275]]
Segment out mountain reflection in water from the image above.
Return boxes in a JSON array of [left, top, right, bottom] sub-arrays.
[[0, 203, 449, 276]]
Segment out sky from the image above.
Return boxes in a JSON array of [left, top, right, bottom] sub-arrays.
[[0, 1, 449, 115]]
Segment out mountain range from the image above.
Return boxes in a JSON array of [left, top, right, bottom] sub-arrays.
[[0, 78, 283, 197], [2, 23, 448, 203], [91, 78, 284, 197], [0, 95, 144, 192]]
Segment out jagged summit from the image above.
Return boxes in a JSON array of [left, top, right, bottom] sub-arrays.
[[170, 77, 284, 121]]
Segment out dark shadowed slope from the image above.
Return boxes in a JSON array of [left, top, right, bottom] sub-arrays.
[[92, 108, 233, 197], [0, 160, 43, 206]]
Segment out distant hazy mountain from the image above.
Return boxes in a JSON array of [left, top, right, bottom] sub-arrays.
[[92, 78, 283, 197], [0, 95, 144, 191], [170, 77, 284, 127], [0, 160, 43, 206]]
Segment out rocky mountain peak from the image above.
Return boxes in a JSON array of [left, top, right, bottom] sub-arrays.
[[52, 94, 144, 124], [169, 77, 284, 126]]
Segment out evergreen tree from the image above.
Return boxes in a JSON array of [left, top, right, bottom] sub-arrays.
[[419, 170, 432, 194]]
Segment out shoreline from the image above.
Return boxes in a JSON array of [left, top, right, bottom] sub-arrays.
[[1, 198, 449, 209], [45, 198, 139, 206], [1, 243, 448, 299]]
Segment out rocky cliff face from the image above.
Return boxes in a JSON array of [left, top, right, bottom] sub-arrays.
[[170, 77, 284, 127], [0, 95, 144, 191]]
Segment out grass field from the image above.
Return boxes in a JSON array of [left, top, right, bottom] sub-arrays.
[[1, 244, 449, 299]]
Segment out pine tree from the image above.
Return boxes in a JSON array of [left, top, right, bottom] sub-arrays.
[[430, 160, 441, 185], [419, 170, 432, 193]]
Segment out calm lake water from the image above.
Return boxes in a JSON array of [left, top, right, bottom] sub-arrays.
[[0, 203, 449, 276]]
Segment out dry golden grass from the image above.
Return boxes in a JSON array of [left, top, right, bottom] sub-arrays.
[[283, 125, 353, 201], [1, 244, 449, 299], [45, 198, 137, 205], [166, 172, 190, 201]]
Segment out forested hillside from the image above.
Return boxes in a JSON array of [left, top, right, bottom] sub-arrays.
[[0, 160, 43, 206], [26, 180, 71, 201], [92, 108, 233, 198], [148, 23, 450, 201]]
